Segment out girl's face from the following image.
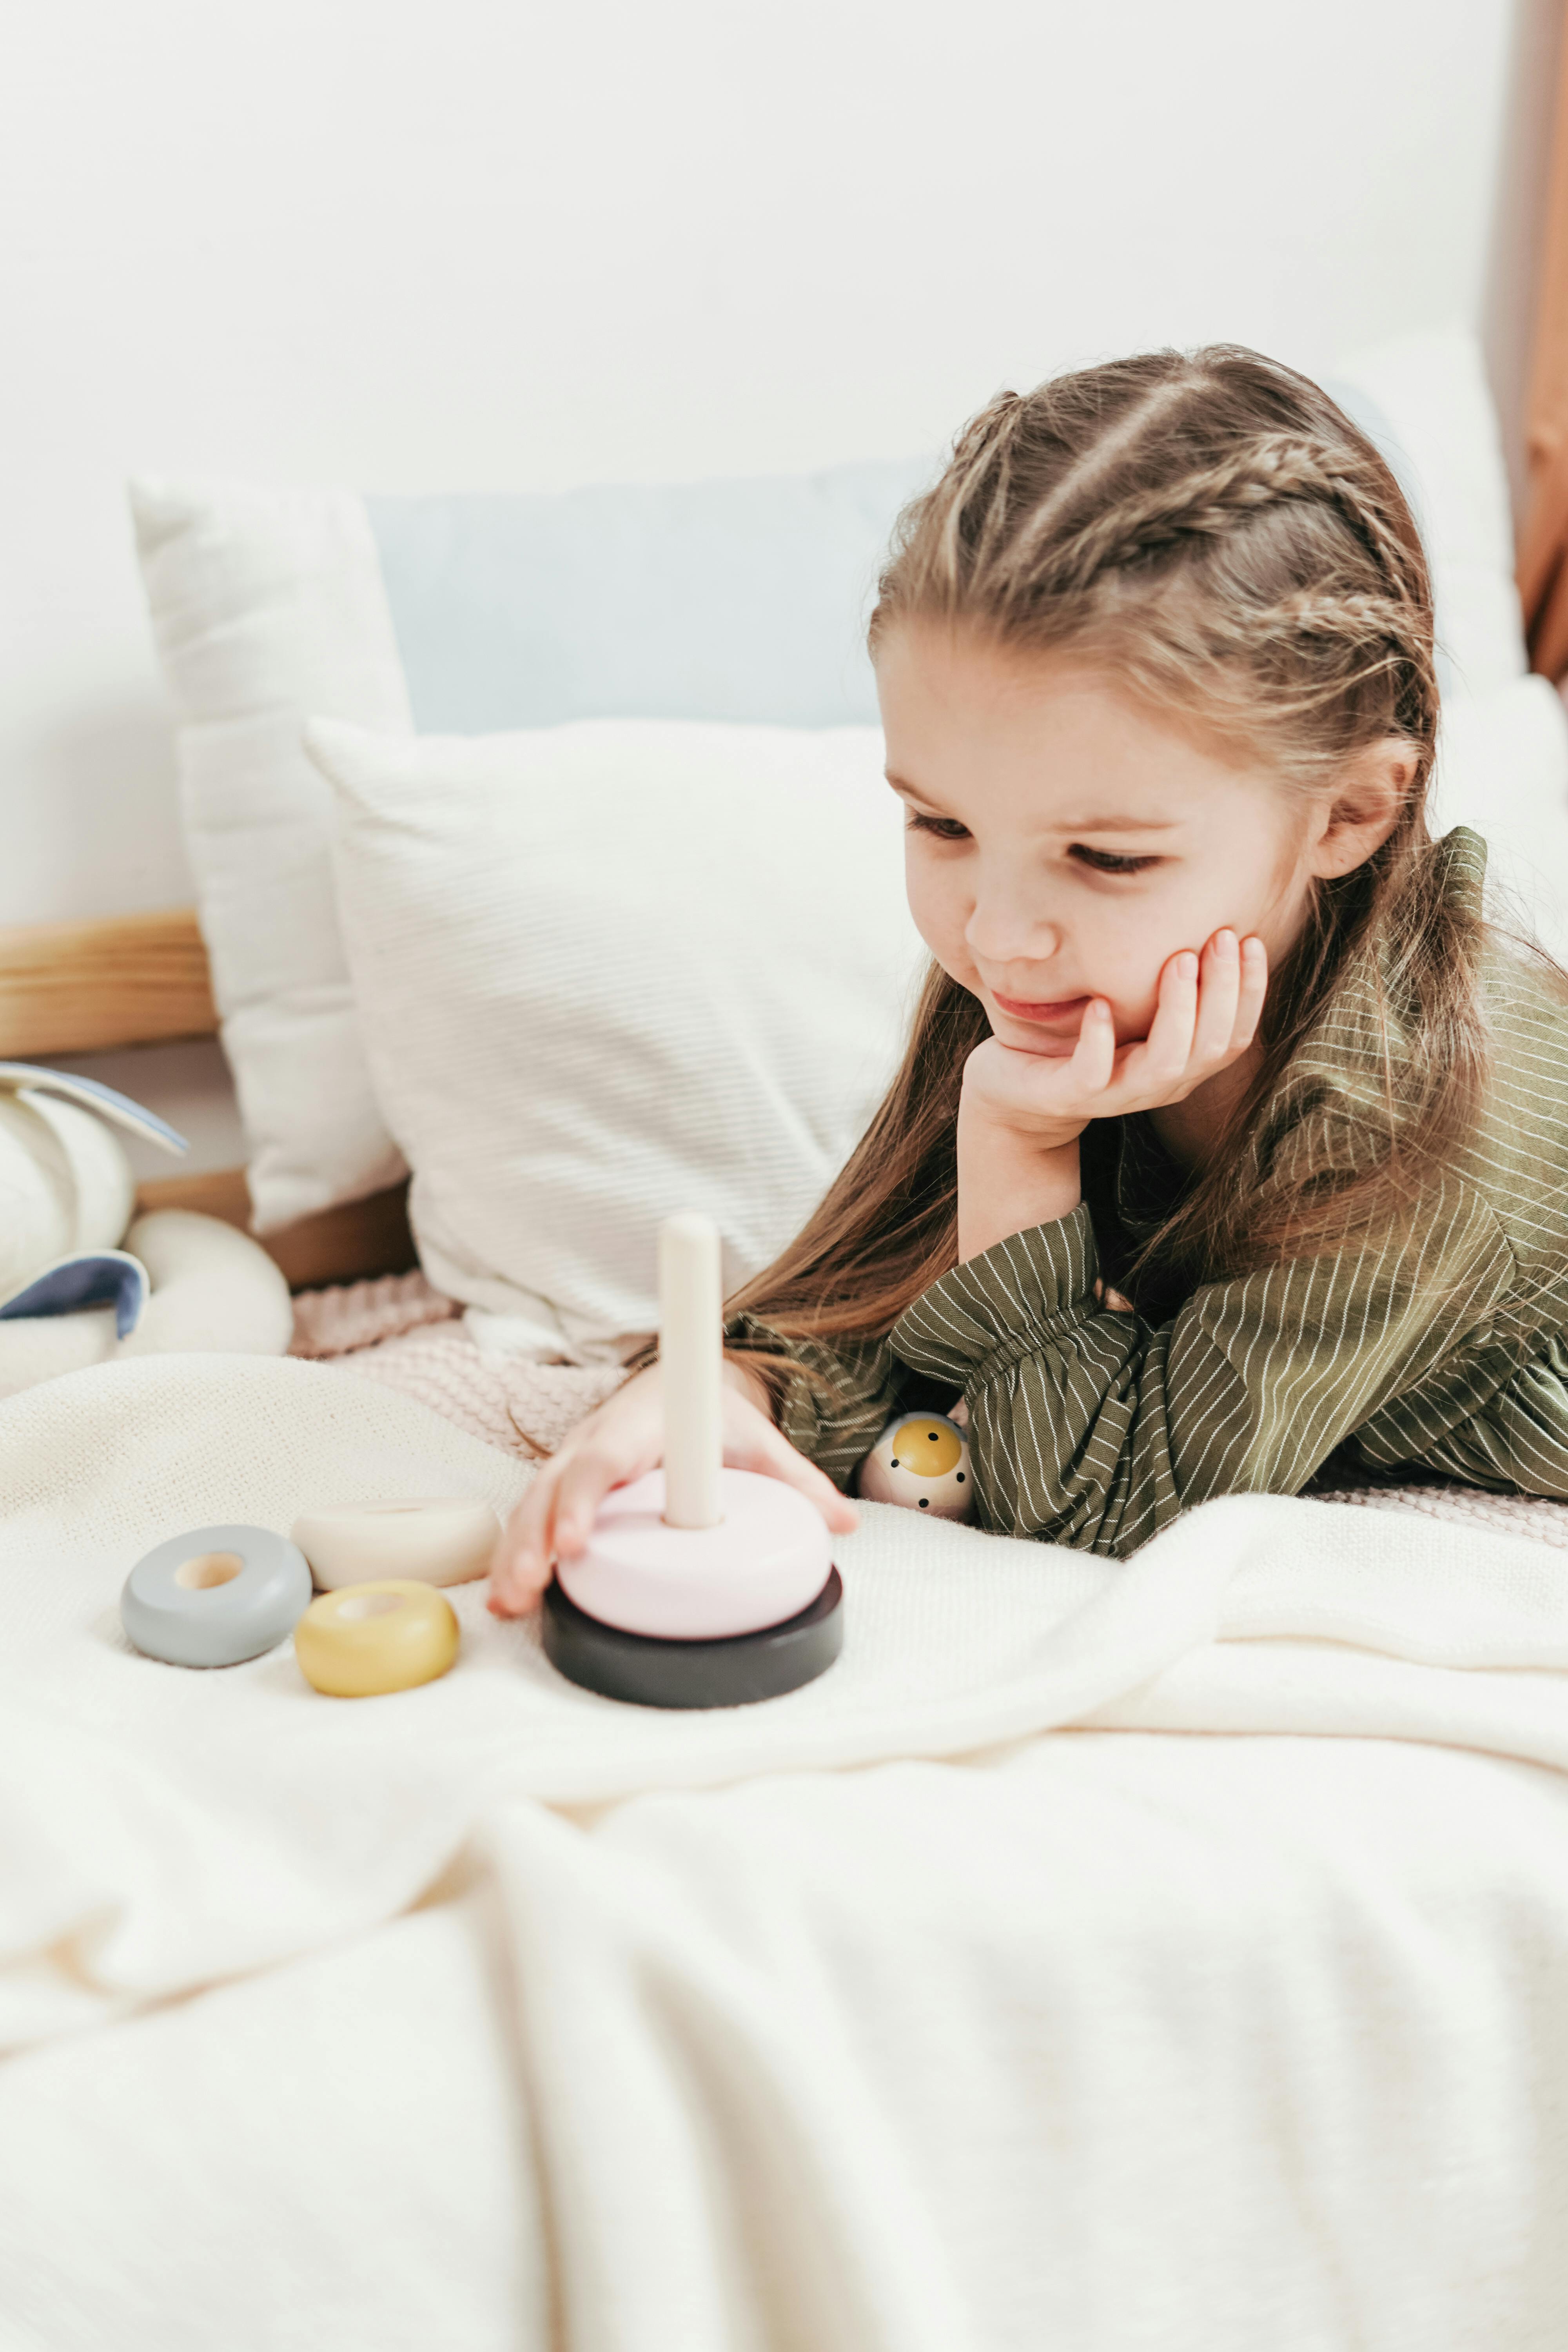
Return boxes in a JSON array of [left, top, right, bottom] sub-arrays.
[[875, 620, 1322, 1060]]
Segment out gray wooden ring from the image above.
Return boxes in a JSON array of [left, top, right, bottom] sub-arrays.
[[121, 1523, 314, 1668]]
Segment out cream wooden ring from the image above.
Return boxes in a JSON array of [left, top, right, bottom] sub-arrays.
[[294, 1580, 460, 1697], [290, 1498, 501, 1590]]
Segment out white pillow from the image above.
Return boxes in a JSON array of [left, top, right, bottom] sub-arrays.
[[131, 332, 1532, 1236], [1428, 675, 1568, 965], [131, 480, 414, 1232], [1327, 328, 1524, 701], [303, 718, 928, 1361], [129, 459, 923, 1236]]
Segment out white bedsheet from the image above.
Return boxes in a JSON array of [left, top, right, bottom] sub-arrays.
[[2, 1354, 1567, 2348]]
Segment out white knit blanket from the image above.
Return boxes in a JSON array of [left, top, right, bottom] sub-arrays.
[[2, 1352, 1568, 2350]]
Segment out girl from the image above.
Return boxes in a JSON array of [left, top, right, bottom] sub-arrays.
[[489, 341, 1568, 1612]]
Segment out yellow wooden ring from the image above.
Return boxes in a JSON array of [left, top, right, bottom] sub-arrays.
[[293, 1579, 459, 1697]]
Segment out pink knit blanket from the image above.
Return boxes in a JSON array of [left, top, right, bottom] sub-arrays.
[[289, 1271, 630, 1459], [289, 1270, 1568, 1548]]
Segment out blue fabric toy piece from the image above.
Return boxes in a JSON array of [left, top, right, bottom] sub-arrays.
[[0, 1063, 189, 1154], [0, 1250, 150, 1340]]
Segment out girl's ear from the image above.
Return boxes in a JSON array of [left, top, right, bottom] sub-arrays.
[[1307, 737, 1418, 880]]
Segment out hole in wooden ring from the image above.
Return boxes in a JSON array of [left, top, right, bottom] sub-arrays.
[[336, 1592, 405, 1621], [174, 1550, 245, 1591]]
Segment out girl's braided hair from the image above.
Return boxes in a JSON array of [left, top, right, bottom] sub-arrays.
[[873, 359, 1437, 784], [622, 345, 1510, 1406]]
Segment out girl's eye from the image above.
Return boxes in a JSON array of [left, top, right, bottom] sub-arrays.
[[904, 814, 1160, 875], [1069, 846, 1161, 875]]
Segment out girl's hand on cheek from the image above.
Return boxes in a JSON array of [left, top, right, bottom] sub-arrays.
[[961, 929, 1268, 1145]]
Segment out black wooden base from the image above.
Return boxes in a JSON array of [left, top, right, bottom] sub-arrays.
[[541, 1568, 844, 1709]]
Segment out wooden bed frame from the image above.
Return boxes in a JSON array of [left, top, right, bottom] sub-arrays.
[[1521, 16, 1568, 679], [0, 906, 415, 1292], [10, 45, 1568, 1296]]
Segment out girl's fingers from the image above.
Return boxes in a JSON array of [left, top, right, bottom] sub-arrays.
[[1232, 935, 1269, 1047], [725, 1396, 863, 1535], [1068, 995, 1117, 1092], [762, 1440, 862, 1535], [1129, 947, 1200, 1089], [1189, 929, 1240, 1067], [488, 1477, 561, 1612], [492, 1476, 554, 1578], [546, 1451, 621, 1561], [490, 1479, 597, 1615], [1106, 931, 1265, 1117]]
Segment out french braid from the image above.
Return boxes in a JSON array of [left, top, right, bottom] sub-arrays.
[[1023, 435, 1425, 604], [875, 346, 1437, 785]]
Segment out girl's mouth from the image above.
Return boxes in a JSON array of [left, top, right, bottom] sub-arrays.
[[991, 991, 1091, 1026]]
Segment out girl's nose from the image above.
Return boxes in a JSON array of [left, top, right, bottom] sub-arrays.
[[965, 908, 1063, 965]]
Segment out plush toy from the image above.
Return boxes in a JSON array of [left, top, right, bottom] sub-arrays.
[[856, 1405, 975, 1520], [0, 1062, 294, 1397], [0, 1061, 188, 1325]]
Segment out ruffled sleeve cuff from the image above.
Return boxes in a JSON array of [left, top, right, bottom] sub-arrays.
[[887, 1202, 1102, 1386], [722, 1307, 913, 1490], [721, 1307, 845, 1455]]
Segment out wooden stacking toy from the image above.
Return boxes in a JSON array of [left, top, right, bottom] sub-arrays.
[[541, 1212, 844, 1708], [289, 1497, 501, 1589], [121, 1523, 314, 1668], [293, 1581, 460, 1697], [856, 1409, 975, 1519]]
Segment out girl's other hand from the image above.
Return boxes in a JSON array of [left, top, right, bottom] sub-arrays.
[[962, 928, 1268, 1146], [486, 1363, 860, 1617]]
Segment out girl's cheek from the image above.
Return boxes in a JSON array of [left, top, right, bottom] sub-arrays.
[[902, 872, 951, 960], [1096, 958, 1165, 1044], [1076, 930, 1157, 1044], [1109, 993, 1159, 1046]]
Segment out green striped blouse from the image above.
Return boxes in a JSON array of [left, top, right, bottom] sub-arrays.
[[722, 828, 1568, 1557]]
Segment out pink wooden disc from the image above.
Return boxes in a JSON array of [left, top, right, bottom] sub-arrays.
[[556, 1466, 833, 1638]]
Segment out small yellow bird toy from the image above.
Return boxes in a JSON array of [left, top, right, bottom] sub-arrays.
[[855, 1406, 975, 1521]]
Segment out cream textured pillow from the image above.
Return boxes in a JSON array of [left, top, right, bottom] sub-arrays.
[[303, 718, 929, 1362]]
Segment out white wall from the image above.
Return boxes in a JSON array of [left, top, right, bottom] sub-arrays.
[[0, 0, 1558, 1172]]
